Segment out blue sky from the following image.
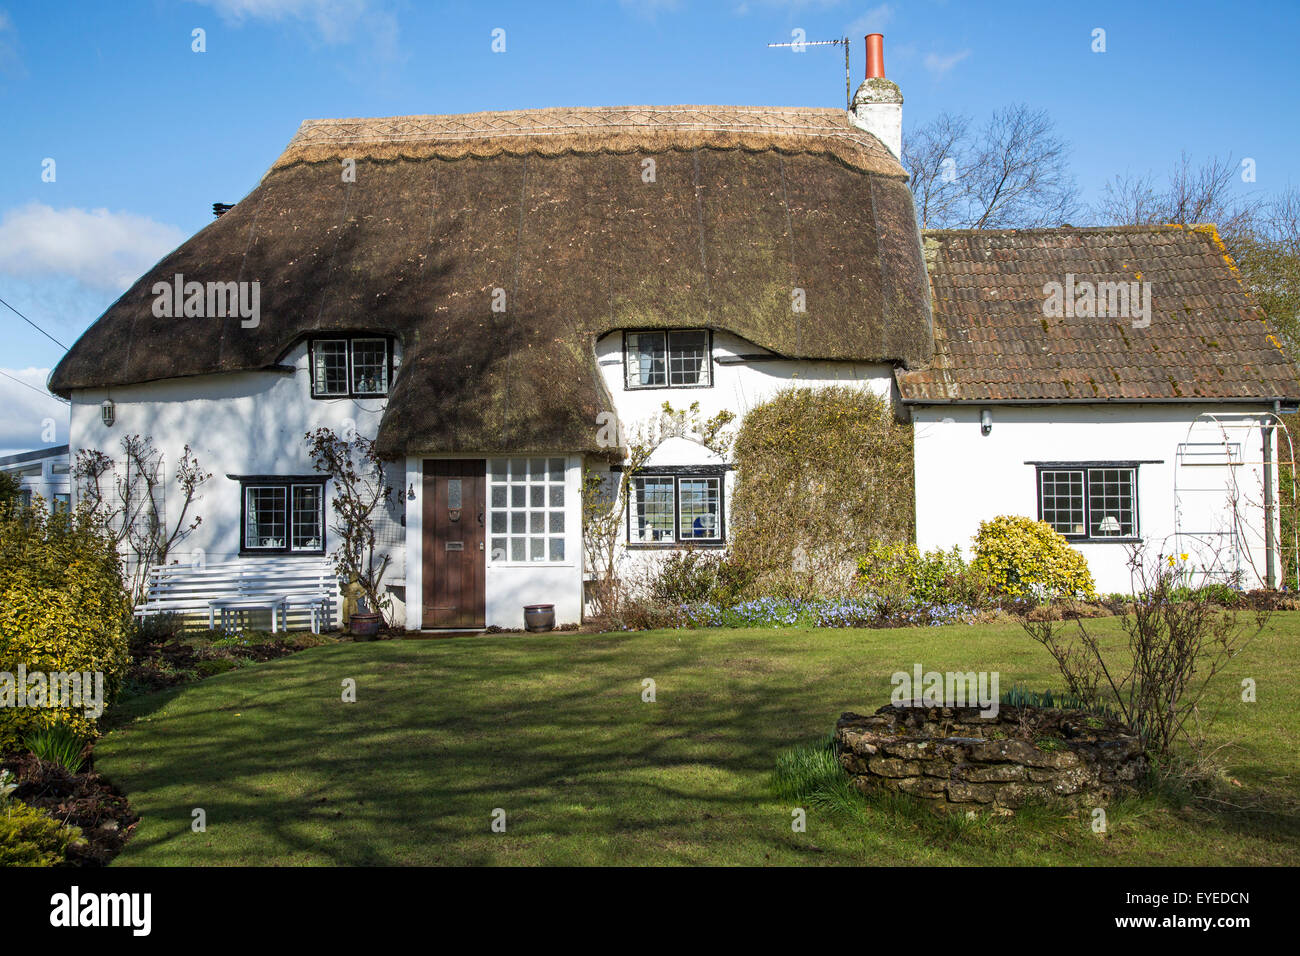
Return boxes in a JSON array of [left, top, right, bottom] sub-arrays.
[[1, 0, 1298, 452]]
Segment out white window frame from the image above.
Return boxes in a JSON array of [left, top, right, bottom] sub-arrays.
[[311, 339, 351, 397], [487, 457, 570, 566], [350, 338, 390, 396]]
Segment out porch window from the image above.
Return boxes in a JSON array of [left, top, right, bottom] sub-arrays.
[[310, 337, 391, 398], [624, 330, 712, 388], [488, 457, 567, 564], [1037, 465, 1138, 540], [241, 479, 325, 554], [628, 472, 724, 546]]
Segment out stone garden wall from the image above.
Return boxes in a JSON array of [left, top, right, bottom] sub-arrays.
[[835, 703, 1146, 812]]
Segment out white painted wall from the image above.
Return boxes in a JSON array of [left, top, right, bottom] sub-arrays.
[[77, 324, 1280, 626], [911, 403, 1283, 595], [591, 330, 897, 594], [67, 341, 407, 620], [595, 330, 893, 427]]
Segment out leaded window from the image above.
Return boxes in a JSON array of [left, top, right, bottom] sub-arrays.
[[1037, 466, 1138, 540], [351, 339, 389, 395], [628, 472, 725, 546], [625, 331, 711, 388], [311, 337, 391, 397], [311, 340, 350, 396], [242, 480, 325, 553]]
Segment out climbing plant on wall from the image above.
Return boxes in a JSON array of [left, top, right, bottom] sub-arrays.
[[729, 386, 914, 598]]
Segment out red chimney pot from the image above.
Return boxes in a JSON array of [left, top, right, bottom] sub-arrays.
[[865, 33, 885, 79]]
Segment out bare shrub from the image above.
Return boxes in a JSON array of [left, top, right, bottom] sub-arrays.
[[73, 435, 210, 601], [1019, 545, 1269, 763]]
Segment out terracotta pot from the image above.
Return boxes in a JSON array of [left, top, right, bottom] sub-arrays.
[[523, 604, 555, 633], [350, 611, 382, 640]]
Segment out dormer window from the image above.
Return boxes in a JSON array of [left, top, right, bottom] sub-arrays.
[[624, 330, 711, 389], [310, 337, 392, 398]]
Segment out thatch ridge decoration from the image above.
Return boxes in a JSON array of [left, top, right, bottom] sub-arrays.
[[271, 105, 906, 178]]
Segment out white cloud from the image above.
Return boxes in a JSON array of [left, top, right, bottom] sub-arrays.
[[0, 367, 65, 456], [186, 0, 399, 54], [847, 3, 893, 37], [923, 48, 969, 79], [0, 203, 184, 292]]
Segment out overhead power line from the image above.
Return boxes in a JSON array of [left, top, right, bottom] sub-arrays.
[[0, 293, 70, 352], [0, 368, 69, 405]]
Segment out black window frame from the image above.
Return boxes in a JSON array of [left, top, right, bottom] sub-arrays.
[[1034, 463, 1140, 542], [238, 476, 328, 555], [622, 330, 714, 390], [625, 466, 727, 549], [309, 336, 395, 399]]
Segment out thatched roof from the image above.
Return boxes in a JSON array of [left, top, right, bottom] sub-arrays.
[[50, 106, 934, 459], [897, 225, 1300, 403]]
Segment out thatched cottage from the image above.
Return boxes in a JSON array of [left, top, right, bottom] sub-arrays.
[[49, 42, 1300, 627]]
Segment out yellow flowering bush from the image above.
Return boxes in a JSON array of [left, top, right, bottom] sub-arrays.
[[0, 505, 130, 752], [856, 542, 989, 606], [971, 515, 1096, 599]]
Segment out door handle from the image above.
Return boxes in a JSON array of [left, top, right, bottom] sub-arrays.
[[477, 511, 484, 525]]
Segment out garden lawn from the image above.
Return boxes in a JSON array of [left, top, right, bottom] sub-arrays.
[[96, 614, 1300, 866]]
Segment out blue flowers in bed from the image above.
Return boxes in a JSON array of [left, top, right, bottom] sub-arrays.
[[665, 595, 977, 630]]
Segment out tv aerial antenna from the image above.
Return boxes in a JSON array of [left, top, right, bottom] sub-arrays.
[[766, 36, 851, 110]]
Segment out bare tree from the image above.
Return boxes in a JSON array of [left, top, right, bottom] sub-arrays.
[[901, 112, 969, 229], [73, 435, 210, 600], [1020, 545, 1270, 763], [1095, 151, 1259, 244], [305, 427, 394, 625], [1095, 154, 1299, 347], [1236, 186, 1300, 347], [903, 104, 1080, 229]]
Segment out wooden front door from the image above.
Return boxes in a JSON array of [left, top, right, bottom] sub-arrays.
[[422, 459, 486, 628]]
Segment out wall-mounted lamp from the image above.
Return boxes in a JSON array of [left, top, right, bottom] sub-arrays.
[[100, 399, 116, 428], [979, 408, 992, 436], [407, 482, 416, 500]]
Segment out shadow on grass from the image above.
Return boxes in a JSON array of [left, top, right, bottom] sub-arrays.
[[92, 625, 1300, 866]]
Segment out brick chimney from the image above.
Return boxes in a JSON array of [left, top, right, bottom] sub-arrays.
[[849, 34, 902, 159]]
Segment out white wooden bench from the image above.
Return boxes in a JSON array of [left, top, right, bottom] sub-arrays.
[[134, 558, 341, 634]]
